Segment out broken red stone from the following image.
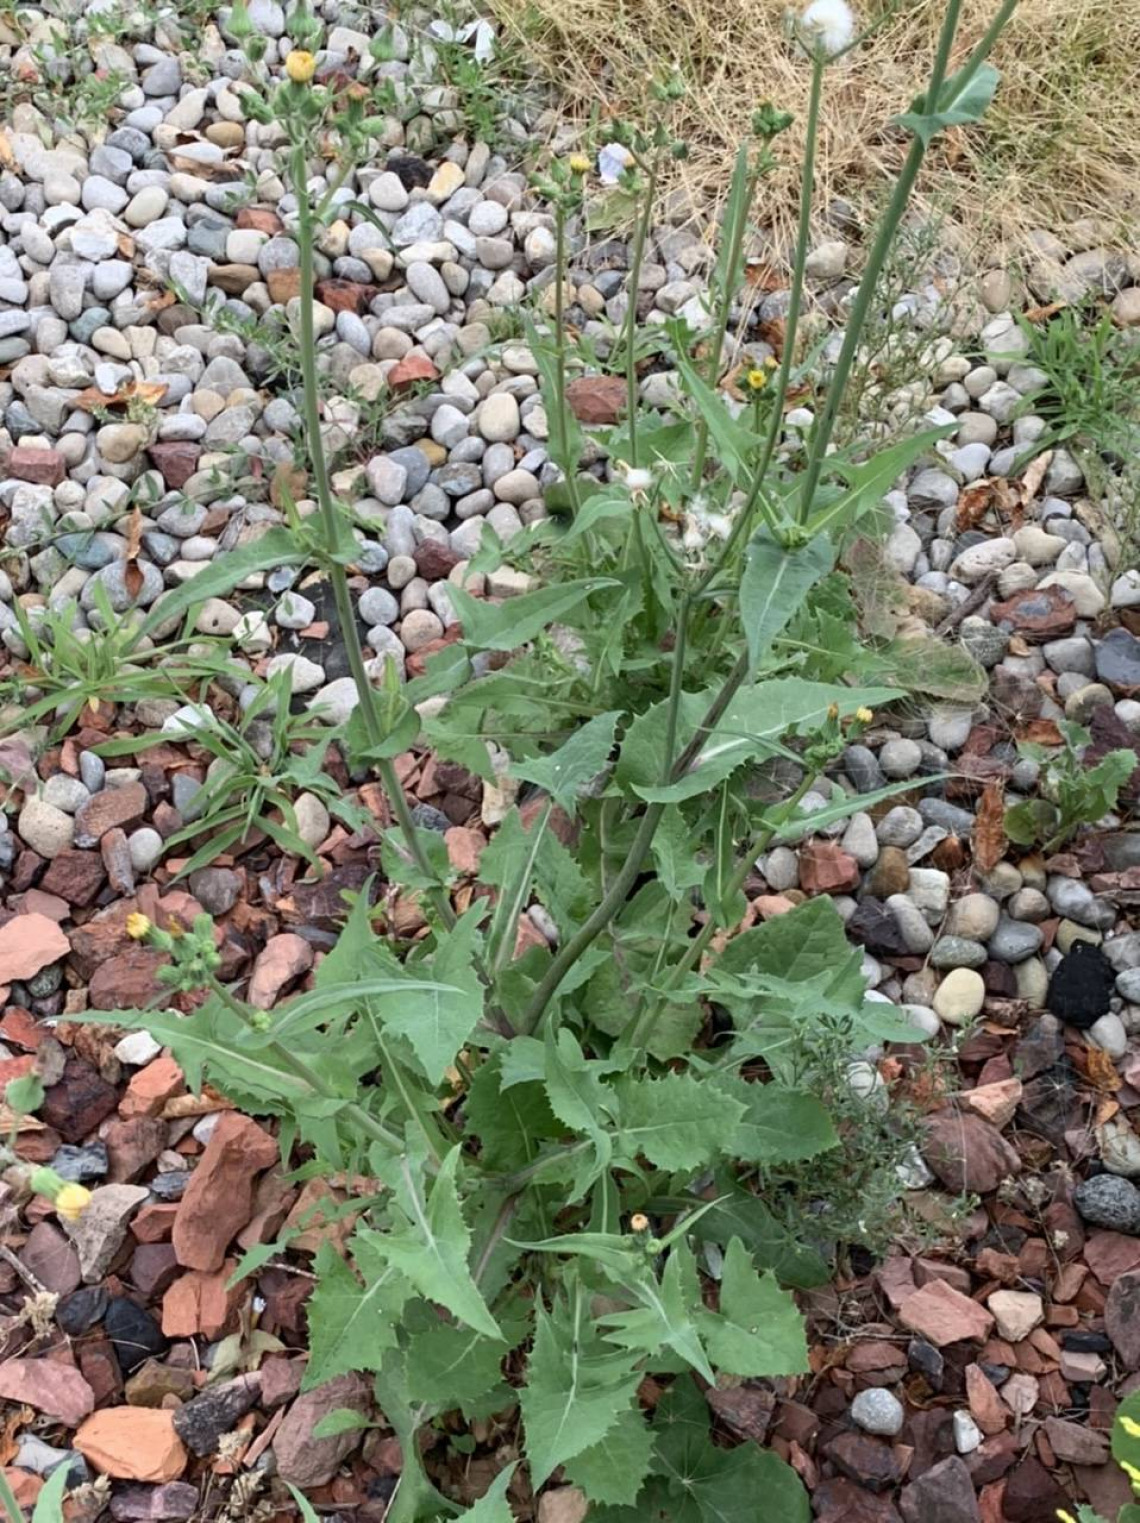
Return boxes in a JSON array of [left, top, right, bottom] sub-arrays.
[[172, 1113, 278, 1272], [566, 374, 627, 424], [798, 840, 861, 894], [315, 278, 376, 313], [147, 442, 202, 491], [8, 446, 65, 486], [388, 351, 440, 388]]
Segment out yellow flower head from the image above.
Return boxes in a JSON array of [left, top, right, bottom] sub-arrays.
[[55, 1183, 92, 1223], [568, 153, 591, 175], [126, 912, 152, 941], [285, 49, 317, 83], [745, 367, 769, 392], [855, 707, 874, 724]]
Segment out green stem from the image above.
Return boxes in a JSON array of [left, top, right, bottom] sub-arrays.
[[292, 142, 455, 931], [553, 199, 582, 515], [689, 158, 760, 492], [795, 1, 963, 524], [208, 974, 409, 1161], [624, 767, 819, 1059], [623, 149, 662, 469], [752, 49, 825, 491], [522, 614, 747, 1033]]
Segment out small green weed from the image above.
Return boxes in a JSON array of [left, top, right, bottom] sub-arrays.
[[1005, 718, 1136, 854], [1014, 303, 1140, 463], [93, 667, 374, 876]]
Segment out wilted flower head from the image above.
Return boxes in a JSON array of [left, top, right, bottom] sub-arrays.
[[616, 460, 655, 497], [798, 0, 856, 57]]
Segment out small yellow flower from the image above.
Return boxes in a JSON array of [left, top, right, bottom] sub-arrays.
[[55, 1183, 92, 1223], [285, 49, 317, 84], [568, 153, 591, 175], [745, 367, 769, 392], [126, 912, 152, 941], [855, 707, 874, 724]]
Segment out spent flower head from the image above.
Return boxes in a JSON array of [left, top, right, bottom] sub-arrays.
[[798, 0, 856, 57]]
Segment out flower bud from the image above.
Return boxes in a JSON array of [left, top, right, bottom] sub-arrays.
[[285, 48, 317, 83]]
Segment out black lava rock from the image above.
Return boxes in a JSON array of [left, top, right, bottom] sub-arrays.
[[172, 1375, 261, 1456], [105, 1296, 168, 1373], [57, 1285, 108, 1337], [1047, 940, 1117, 1029], [386, 153, 433, 189]]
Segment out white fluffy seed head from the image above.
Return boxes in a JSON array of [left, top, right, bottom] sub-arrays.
[[799, 0, 856, 56]]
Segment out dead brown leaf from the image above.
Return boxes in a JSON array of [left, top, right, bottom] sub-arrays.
[[744, 261, 784, 291], [1023, 301, 1068, 324], [1017, 717, 1064, 746], [955, 476, 1020, 533], [123, 504, 145, 602], [1086, 1048, 1122, 1093], [73, 379, 168, 413], [1020, 449, 1052, 504], [972, 781, 1007, 872]]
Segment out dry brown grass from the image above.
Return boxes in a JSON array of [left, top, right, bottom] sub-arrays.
[[491, 0, 1140, 253]]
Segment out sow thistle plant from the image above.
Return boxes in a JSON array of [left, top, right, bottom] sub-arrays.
[[67, 0, 1018, 1518]]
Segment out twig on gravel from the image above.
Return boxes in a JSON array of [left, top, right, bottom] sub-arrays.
[[934, 572, 997, 637]]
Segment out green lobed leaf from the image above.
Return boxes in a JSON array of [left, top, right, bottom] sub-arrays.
[[617, 681, 903, 805], [403, 1308, 513, 1419], [520, 1285, 642, 1487], [303, 1238, 409, 1388], [598, 1241, 714, 1381], [465, 1055, 562, 1173], [739, 531, 835, 672], [677, 1177, 831, 1289], [718, 1079, 840, 1165], [311, 1408, 374, 1439], [511, 710, 622, 816], [615, 1072, 745, 1171], [563, 1407, 656, 1508], [376, 907, 486, 1085], [448, 577, 621, 651], [368, 1148, 501, 1340], [699, 1239, 809, 1377]]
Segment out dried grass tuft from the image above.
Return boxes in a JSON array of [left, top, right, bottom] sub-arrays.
[[493, 0, 1140, 253]]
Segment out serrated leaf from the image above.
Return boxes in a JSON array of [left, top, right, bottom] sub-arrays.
[[466, 1056, 562, 1173], [617, 681, 902, 805], [700, 1239, 809, 1377], [511, 710, 622, 816], [650, 805, 706, 898], [368, 1148, 501, 1339], [303, 1238, 409, 1388], [719, 1080, 839, 1165], [598, 1242, 713, 1381], [520, 1286, 642, 1487], [739, 531, 834, 671], [616, 1073, 744, 1170], [448, 577, 620, 651], [404, 1311, 512, 1418], [563, 1407, 655, 1507], [376, 907, 486, 1084]]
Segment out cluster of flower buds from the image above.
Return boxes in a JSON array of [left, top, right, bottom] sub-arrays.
[[128, 911, 222, 994]]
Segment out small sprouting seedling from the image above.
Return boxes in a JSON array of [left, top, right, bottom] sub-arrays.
[[1005, 718, 1135, 853]]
